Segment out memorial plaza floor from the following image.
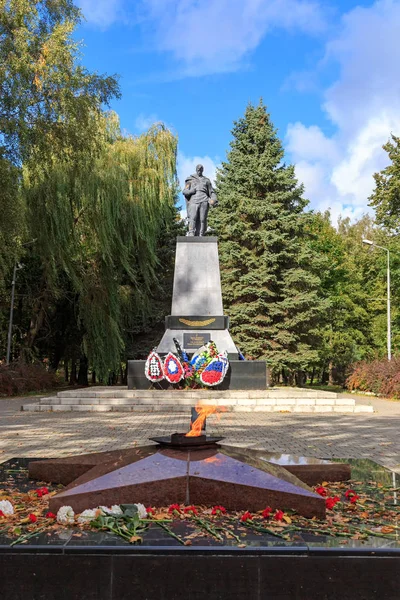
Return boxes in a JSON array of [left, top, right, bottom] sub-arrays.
[[1, 392, 399, 473]]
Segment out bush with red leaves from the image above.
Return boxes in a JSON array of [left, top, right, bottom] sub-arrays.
[[0, 361, 60, 397], [347, 357, 400, 399]]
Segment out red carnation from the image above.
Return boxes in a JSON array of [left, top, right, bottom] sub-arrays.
[[168, 504, 181, 514], [325, 496, 340, 510], [184, 505, 198, 516], [241, 511, 253, 522], [28, 513, 37, 523], [0, 510, 4, 517], [344, 489, 356, 498], [36, 486, 49, 498], [45, 512, 56, 519], [211, 505, 226, 515], [350, 494, 360, 504], [315, 486, 327, 497], [274, 510, 284, 522], [261, 506, 272, 519], [146, 507, 155, 515]]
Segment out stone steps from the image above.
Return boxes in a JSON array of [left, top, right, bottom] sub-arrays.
[[21, 387, 373, 413], [37, 386, 340, 399]]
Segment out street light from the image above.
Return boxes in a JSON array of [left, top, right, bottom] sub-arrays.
[[362, 238, 391, 361]]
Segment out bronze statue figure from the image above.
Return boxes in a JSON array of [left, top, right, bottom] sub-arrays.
[[183, 164, 217, 236]]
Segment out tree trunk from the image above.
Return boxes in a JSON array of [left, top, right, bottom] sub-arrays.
[[296, 370, 306, 387], [77, 355, 89, 386], [310, 366, 315, 386], [69, 360, 77, 385], [91, 371, 96, 385], [22, 286, 50, 357], [328, 361, 334, 386], [64, 361, 69, 382], [120, 364, 127, 385]]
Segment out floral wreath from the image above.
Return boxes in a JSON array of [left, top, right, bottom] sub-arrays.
[[144, 351, 164, 382]]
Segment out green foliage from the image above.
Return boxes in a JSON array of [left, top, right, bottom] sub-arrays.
[[369, 135, 400, 232], [0, 154, 24, 285], [0, 1, 180, 380], [0, 0, 119, 166], [21, 116, 179, 378], [209, 100, 326, 377]]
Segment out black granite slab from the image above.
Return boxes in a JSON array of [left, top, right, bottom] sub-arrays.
[[0, 457, 399, 599]]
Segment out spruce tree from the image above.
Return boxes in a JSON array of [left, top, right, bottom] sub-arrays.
[[209, 100, 326, 380]]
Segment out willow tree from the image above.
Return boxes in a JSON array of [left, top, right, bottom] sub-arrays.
[[1, 0, 119, 366], [23, 113, 179, 379]]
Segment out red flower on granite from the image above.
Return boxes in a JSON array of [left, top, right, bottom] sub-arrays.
[[28, 513, 37, 523], [211, 505, 227, 515], [146, 507, 155, 515], [241, 511, 253, 522], [315, 486, 327, 497], [344, 489, 356, 498], [261, 507, 272, 519], [46, 512, 56, 519], [273, 510, 284, 522], [168, 504, 181, 514], [344, 490, 360, 503], [184, 506, 198, 516], [325, 496, 340, 510]]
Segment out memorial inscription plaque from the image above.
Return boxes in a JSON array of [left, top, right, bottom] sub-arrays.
[[183, 332, 211, 350]]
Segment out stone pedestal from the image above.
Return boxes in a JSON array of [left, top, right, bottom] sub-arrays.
[[157, 236, 238, 357], [128, 235, 267, 389]]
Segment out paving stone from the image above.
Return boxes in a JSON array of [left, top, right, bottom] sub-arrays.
[[2, 393, 398, 475]]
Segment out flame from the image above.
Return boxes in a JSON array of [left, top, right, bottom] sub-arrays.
[[185, 403, 225, 437]]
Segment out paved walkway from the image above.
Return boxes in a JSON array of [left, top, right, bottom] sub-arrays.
[[0, 392, 399, 473]]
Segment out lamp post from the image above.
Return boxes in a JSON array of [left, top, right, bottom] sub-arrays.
[[362, 239, 391, 361]]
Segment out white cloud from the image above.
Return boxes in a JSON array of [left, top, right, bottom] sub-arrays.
[[177, 152, 219, 217], [134, 113, 159, 132], [285, 0, 400, 224], [139, 0, 327, 75], [77, 0, 124, 27]]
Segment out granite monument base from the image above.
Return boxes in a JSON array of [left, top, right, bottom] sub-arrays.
[[1, 457, 398, 600], [127, 359, 267, 389]]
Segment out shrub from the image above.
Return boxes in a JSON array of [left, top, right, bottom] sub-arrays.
[[0, 361, 60, 397], [346, 358, 400, 398]]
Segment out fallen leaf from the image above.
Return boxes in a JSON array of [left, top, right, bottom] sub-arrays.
[[129, 535, 142, 543], [381, 526, 394, 534], [283, 515, 292, 524]]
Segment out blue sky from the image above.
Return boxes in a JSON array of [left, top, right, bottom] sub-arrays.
[[75, 0, 400, 223]]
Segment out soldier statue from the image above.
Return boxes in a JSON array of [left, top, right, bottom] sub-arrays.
[[182, 164, 218, 236]]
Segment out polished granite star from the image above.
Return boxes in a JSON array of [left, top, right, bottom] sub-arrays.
[[29, 444, 351, 519]]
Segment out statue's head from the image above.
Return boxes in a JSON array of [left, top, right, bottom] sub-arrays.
[[196, 164, 204, 176]]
